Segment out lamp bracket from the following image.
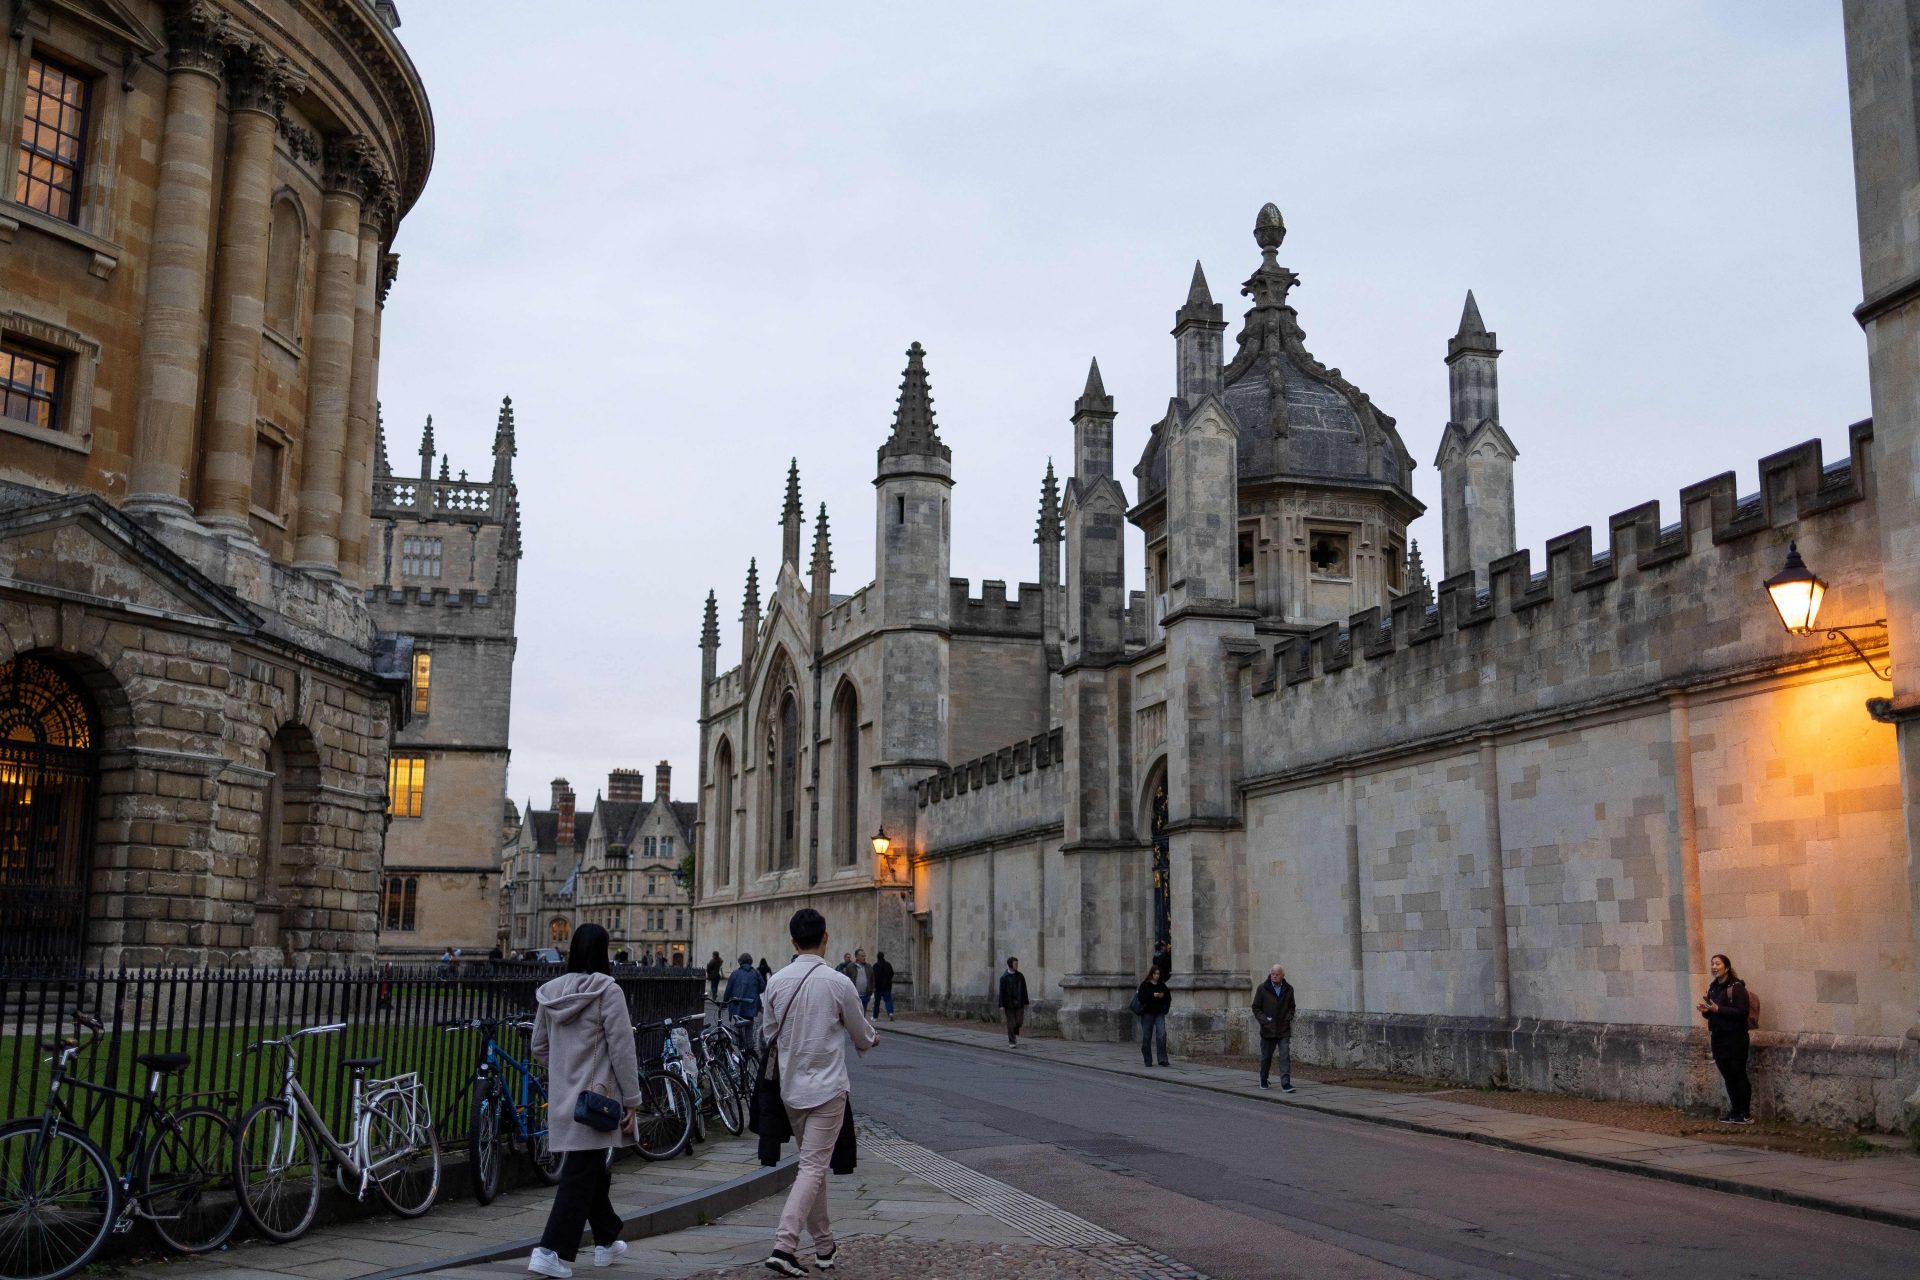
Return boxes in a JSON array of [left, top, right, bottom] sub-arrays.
[[1818, 621, 1892, 682]]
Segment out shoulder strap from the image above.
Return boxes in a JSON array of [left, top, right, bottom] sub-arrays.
[[765, 963, 823, 1050]]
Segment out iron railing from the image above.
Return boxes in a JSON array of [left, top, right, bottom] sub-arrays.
[[0, 964, 702, 1156]]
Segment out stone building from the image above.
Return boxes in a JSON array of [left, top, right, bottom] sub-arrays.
[[0, 0, 430, 967], [367, 402, 521, 961], [504, 764, 694, 961], [697, 17, 1920, 1125]]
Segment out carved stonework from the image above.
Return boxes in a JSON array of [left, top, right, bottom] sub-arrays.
[[162, 0, 232, 78], [322, 134, 387, 203], [226, 44, 299, 116], [279, 120, 321, 167], [378, 252, 400, 306]]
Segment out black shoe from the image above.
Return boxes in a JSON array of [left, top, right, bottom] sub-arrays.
[[1282, 1085, 1296, 1094], [1259, 1079, 1269, 1089], [766, 1251, 806, 1276], [1731, 1115, 1754, 1125], [815, 1247, 837, 1271]]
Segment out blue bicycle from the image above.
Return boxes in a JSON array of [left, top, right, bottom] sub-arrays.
[[444, 1017, 560, 1203]]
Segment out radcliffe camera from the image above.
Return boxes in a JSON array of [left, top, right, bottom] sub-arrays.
[[0, 4, 1915, 1279]]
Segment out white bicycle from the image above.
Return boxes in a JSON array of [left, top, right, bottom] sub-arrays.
[[233, 1024, 441, 1242]]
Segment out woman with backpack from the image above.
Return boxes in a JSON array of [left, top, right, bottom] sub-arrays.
[[1134, 966, 1172, 1067], [1696, 953, 1753, 1124]]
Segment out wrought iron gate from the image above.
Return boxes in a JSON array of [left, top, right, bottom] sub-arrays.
[[0, 656, 99, 969]]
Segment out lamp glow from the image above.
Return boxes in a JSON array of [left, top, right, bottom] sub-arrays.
[[1765, 542, 1827, 635], [870, 827, 892, 859]]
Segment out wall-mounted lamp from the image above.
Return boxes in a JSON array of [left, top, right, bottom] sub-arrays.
[[1765, 542, 1890, 681], [871, 827, 907, 883]]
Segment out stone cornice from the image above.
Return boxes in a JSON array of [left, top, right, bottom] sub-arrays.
[[161, 0, 232, 78]]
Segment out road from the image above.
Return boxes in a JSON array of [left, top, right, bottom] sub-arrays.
[[848, 1034, 1915, 1279]]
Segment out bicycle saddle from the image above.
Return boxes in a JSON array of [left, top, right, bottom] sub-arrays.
[[136, 1051, 190, 1073], [341, 1056, 383, 1071]]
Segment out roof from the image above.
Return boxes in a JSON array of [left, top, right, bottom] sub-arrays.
[[670, 801, 698, 839], [593, 799, 644, 847]]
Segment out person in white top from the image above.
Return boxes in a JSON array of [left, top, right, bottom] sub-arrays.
[[760, 908, 877, 1276]]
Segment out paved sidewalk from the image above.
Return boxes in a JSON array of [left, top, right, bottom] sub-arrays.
[[887, 1018, 1920, 1232], [114, 1136, 771, 1280], [421, 1117, 1208, 1280]]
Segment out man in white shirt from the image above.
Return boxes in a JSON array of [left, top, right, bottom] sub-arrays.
[[762, 908, 877, 1275]]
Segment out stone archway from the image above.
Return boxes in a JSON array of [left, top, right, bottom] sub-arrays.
[[0, 654, 101, 968]]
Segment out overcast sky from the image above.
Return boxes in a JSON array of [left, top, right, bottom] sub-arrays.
[[374, 2, 1865, 812]]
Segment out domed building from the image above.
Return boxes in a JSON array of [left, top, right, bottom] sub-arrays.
[[0, 0, 432, 967]]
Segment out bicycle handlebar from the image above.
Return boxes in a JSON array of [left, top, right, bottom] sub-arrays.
[[241, 1022, 347, 1055]]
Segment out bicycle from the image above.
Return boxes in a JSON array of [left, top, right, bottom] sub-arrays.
[[623, 1026, 697, 1162], [0, 1012, 241, 1280], [232, 1023, 442, 1242], [694, 1011, 748, 1136], [444, 1017, 561, 1204]]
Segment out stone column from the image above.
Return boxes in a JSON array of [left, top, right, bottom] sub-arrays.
[[197, 46, 293, 534], [126, 3, 230, 518], [337, 202, 390, 586], [293, 138, 374, 576]]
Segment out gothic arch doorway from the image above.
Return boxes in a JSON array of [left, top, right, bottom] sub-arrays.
[[1142, 760, 1170, 953], [0, 655, 101, 968]]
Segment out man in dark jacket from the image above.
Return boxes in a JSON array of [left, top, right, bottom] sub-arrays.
[[1252, 965, 1296, 1091], [1151, 939, 1173, 978], [724, 952, 763, 1026], [870, 952, 896, 1020], [998, 957, 1031, 1046]]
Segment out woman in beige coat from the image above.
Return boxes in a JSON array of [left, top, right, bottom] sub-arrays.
[[527, 924, 643, 1278]]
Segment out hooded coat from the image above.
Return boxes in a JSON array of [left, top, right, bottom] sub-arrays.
[[531, 972, 643, 1152]]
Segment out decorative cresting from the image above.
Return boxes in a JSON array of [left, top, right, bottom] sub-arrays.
[[0, 656, 101, 970]]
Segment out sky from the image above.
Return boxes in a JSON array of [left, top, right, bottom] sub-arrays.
[[372, 2, 1867, 811]]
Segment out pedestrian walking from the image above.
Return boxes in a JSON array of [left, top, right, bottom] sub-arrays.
[[835, 952, 855, 981], [527, 923, 643, 1278], [725, 952, 764, 1027], [1151, 938, 1173, 978], [1252, 965, 1296, 1092], [851, 948, 872, 1012], [1134, 966, 1171, 1067], [761, 909, 878, 1276], [870, 952, 896, 1020], [1697, 953, 1753, 1124], [758, 956, 774, 985], [706, 951, 725, 1004], [998, 957, 1030, 1046]]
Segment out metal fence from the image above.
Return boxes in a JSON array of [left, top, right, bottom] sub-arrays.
[[0, 964, 703, 1157]]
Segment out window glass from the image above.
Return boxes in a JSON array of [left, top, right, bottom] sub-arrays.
[[401, 535, 443, 579], [15, 56, 89, 222], [387, 755, 426, 817], [411, 651, 432, 714], [1, 339, 62, 431], [383, 876, 418, 930]]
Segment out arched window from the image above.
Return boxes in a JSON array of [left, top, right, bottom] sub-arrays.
[[0, 654, 100, 966], [266, 196, 304, 338], [833, 685, 859, 866], [775, 689, 798, 871], [713, 738, 734, 887]]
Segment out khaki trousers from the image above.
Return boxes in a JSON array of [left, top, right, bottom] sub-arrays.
[[775, 1091, 847, 1255]]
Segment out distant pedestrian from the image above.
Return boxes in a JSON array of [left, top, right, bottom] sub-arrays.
[[851, 948, 872, 1011], [527, 923, 643, 1277], [871, 952, 896, 1020], [707, 951, 725, 1003], [1151, 938, 1173, 978], [760, 909, 878, 1276], [998, 957, 1030, 1046], [758, 956, 773, 985], [616, 948, 630, 965], [1134, 966, 1171, 1067], [1252, 965, 1296, 1092], [1697, 953, 1753, 1124], [725, 952, 764, 1027], [438, 948, 452, 980], [836, 952, 855, 982]]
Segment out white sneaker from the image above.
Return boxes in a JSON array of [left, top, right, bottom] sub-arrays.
[[594, 1240, 628, 1268], [528, 1248, 573, 1278]]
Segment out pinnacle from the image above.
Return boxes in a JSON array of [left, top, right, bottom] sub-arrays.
[[1457, 290, 1487, 338], [879, 341, 951, 462], [1083, 358, 1106, 399], [701, 589, 720, 648], [782, 458, 803, 522], [810, 502, 833, 577], [743, 557, 760, 614], [1186, 261, 1213, 307], [1074, 356, 1114, 418], [1035, 459, 1062, 545]]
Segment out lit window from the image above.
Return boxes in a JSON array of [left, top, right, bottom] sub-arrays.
[[383, 876, 417, 930], [401, 535, 442, 579], [1, 338, 63, 432], [387, 754, 426, 817], [15, 56, 89, 222], [411, 651, 432, 714]]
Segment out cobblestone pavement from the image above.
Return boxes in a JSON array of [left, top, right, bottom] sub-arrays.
[[110, 1136, 768, 1280], [423, 1118, 1210, 1280], [887, 1017, 1920, 1231]]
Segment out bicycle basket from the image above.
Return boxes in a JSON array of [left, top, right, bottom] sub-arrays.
[[671, 1027, 695, 1061]]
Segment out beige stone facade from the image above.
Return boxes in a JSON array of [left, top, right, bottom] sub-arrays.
[[0, 0, 431, 967]]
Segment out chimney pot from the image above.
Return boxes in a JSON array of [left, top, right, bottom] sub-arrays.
[[607, 768, 645, 803], [655, 760, 672, 804]]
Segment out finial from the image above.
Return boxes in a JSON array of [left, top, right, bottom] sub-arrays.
[[1035, 460, 1061, 545], [1408, 541, 1431, 599], [1447, 289, 1499, 359], [810, 502, 833, 578], [879, 341, 950, 463], [700, 589, 719, 649], [1186, 261, 1213, 307], [1457, 291, 1486, 338], [743, 558, 760, 616], [1074, 357, 1114, 418], [1254, 202, 1286, 252], [419, 413, 435, 478], [438, 453, 450, 480], [783, 458, 803, 523]]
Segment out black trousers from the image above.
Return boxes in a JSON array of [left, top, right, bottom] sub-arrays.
[[539, 1149, 622, 1261], [1713, 1035, 1752, 1118]]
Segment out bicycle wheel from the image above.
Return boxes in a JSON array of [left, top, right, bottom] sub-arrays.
[[234, 1099, 320, 1244], [469, 1083, 502, 1205], [139, 1106, 240, 1255], [631, 1073, 694, 1162], [526, 1091, 563, 1186], [366, 1091, 441, 1218], [0, 1119, 117, 1280], [707, 1054, 746, 1136]]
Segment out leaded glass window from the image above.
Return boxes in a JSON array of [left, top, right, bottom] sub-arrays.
[[1, 339, 63, 432], [15, 56, 89, 222]]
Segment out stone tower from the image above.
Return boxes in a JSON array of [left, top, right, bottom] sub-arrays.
[[1435, 292, 1518, 585]]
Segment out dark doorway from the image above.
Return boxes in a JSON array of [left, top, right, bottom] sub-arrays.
[[0, 655, 100, 970]]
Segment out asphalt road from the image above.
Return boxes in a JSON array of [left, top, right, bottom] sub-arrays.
[[849, 1034, 1916, 1280]]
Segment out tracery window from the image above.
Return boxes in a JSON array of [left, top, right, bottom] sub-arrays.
[[713, 739, 734, 887], [775, 690, 799, 870], [0, 655, 100, 966], [383, 876, 418, 930], [15, 56, 89, 222], [833, 686, 859, 866], [401, 536, 442, 579]]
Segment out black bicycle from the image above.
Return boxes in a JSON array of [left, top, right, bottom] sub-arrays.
[[0, 1013, 241, 1280], [444, 1016, 561, 1204]]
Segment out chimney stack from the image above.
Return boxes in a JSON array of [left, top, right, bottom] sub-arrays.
[[551, 777, 576, 848], [607, 768, 645, 803], [655, 760, 672, 804]]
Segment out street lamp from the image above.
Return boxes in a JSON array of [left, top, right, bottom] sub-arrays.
[[871, 827, 906, 883], [1764, 542, 1889, 680]]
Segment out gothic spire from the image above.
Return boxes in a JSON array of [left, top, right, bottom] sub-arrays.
[[1174, 260, 1223, 334], [374, 403, 391, 479], [438, 453, 450, 481], [782, 458, 802, 524], [878, 341, 950, 463], [1034, 460, 1061, 545], [780, 458, 804, 567], [1408, 540, 1431, 599], [418, 414, 434, 480], [742, 558, 760, 618], [810, 502, 833, 580], [492, 395, 516, 485], [1074, 357, 1113, 418], [1187, 260, 1213, 307], [1448, 288, 1500, 360], [700, 589, 719, 650]]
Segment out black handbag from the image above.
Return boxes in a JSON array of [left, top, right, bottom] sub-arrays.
[[575, 1077, 622, 1132]]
